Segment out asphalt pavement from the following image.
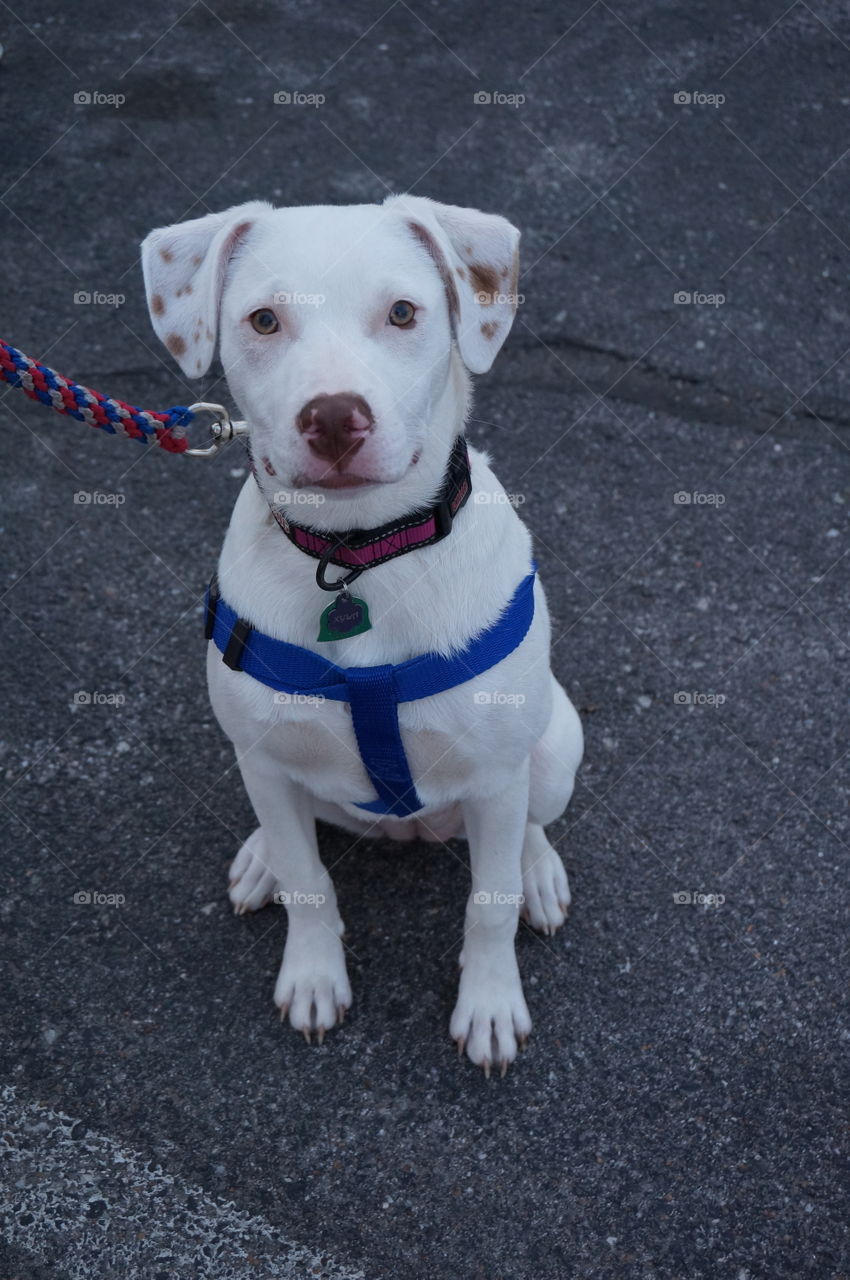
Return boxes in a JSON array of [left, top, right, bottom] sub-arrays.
[[0, 2, 848, 1277]]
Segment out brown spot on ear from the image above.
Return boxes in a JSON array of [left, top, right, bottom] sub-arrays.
[[205, 326, 214, 340], [469, 262, 500, 305], [151, 293, 165, 316], [407, 220, 459, 319], [176, 287, 184, 297], [456, 266, 466, 279], [166, 333, 186, 357], [160, 247, 173, 264], [192, 254, 202, 266], [196, 358, 202, 371], [184, 282, 193, 294], [480, 321, 498, 340]]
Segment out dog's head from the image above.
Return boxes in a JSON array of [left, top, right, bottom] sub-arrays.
[[141, 196, 519, 524]]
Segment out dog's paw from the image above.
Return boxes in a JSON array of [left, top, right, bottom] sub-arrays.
[[275, 931, 352, 1044], [450, 956, 531, 1077], [521, 836, 570, 935], [228, 827, 277, 914]]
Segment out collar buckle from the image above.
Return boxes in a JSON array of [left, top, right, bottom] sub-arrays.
[[432, 496, 455, 539]]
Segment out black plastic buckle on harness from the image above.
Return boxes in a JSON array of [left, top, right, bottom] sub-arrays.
[[222, 617, 252, 672], [205, 573, 252, 672]]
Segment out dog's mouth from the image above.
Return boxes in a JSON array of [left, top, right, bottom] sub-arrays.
[[290, 448, 421, 492], [307, 473, 387, 490]]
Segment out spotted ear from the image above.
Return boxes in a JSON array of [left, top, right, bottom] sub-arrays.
[[141, 201, 271, 377], [384, 194, 520, 374]]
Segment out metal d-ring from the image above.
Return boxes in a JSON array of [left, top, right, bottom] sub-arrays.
[[315, 539, 364, 592]]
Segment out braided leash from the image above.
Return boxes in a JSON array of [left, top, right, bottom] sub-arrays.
[[0, 337, 196, 454]]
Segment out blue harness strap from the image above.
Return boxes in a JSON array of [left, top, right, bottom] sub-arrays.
[[345, 665, 423, 815], [206, 567, 536, 817]]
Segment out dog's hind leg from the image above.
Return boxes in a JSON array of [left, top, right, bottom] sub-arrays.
[[520, 823, 571, 934], [228, 826, 277, 913], [520, 676, 584, 934], [528, 674, 583, 826]]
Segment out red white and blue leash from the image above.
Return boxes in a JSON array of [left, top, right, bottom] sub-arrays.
[[0, 337, 243, 457]]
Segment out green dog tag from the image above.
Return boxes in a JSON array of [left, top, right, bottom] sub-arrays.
[[317, 590, 372, 642]]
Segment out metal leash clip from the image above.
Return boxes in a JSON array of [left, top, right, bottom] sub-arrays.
[[185, 402, 249, 458]]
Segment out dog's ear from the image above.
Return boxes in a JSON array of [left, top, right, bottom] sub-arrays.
[[384, 194, 520, 374], [141, 201, 272, 377]]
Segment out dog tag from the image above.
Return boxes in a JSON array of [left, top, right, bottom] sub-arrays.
[[317, 589, 372, 642]]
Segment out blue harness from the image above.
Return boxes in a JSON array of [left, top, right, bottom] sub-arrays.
[[205, 567, 536, 817]]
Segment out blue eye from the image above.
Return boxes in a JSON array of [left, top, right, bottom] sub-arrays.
[[388, 300, 416, 327]]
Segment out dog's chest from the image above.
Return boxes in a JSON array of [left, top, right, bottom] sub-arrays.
[[208, 642, 539, 809], [282, 701, 480, 797]]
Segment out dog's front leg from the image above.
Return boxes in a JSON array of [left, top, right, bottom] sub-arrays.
[[451, 762, 533, 1076], [230, 745, 352, 1042]]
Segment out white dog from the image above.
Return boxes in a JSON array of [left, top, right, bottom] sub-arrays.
[[142, 195, 583, 1075]]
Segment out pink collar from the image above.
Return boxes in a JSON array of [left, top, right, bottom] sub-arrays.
[[252, 437, 471, 582]]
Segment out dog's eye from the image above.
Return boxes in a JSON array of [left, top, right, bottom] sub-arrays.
[[250, 308, 279, 334], [388, 300, 416, 327]]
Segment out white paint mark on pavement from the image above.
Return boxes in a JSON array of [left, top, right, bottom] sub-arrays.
[[0, 1086, 366, 1279]]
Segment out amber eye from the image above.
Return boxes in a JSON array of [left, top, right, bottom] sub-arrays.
[[250, 308, 279, 334], [388, 300, 416, 327]]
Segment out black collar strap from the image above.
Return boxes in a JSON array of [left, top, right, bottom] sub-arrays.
[[251, 436, 471, 582]]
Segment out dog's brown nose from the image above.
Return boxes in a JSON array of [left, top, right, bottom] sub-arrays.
[[297, 393, 374, 468]]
